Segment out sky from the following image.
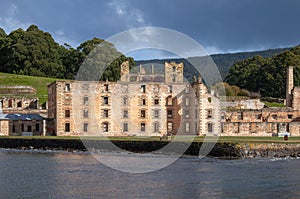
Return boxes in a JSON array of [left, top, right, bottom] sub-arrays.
[[0, 0, 300, 60]]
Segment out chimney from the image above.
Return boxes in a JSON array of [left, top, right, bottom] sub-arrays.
[[152, 64, 154, 75], [286, 66, 294, 107]]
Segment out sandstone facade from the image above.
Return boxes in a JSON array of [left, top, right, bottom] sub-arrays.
[[47, 62, 220, 136], [47, 63, 300, 137]]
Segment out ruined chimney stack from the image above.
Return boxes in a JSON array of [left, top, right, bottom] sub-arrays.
[[286, 66, 294, 107]]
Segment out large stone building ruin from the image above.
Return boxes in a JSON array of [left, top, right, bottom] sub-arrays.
[[47, 62, 220, 136]]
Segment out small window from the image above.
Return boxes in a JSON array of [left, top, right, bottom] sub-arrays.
[[256, 114, 262, 119], [167, 122, 173, 132], [65, 83, 70, 91], [141, 85, 146, 93], [185, 85, 189, 94], [154, 122, 159, 132], [12, 125, 16, 133], [173, 66, 176, 72], [103, 122, 108, 132], [237, 112, 243, 120], [83, 97, 89, 105], [167, 110, 173, 118], [83, 123, 88, 132], [103, 109, 109, 118], [65, 110, 70, 117], [21, 124, 24, 132], [154, 98, 159, 105], [207, 109, 212, 118], [123, 97, 128, 105], [185, 122, 190, 132], [83, 110, 89, 118], [185, 110, 190, 118], [141, 123, 146, 132], [8, 99, 12, 108], [154, 110, 160, 118], [167, 97, 173, 105], [103, 97, 109, 105], [123, 110, 128, 118], [27, 125, 32, 132], [272, 114, 278, 120], [208, 123, 213, 133], [104, 84, 109, 92], [17, 101, 22, 108], [172, 75, 176, 82], [123, 123, 128, 132], [142, 98, 146, 105], [185, 98, 190, 106], [65, 123, 70, 132], [288, 114, 293, 119], [35, 123, 40, 131], [168, 85, 172, 93], [141, 110, 146, 118]]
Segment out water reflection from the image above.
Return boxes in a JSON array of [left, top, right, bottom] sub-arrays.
[[1, 150, 300, 198]]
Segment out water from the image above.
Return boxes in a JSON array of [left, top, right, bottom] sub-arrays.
[[1, 149, 300, 199]]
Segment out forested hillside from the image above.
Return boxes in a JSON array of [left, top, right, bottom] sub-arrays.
[[225, 46, 300, 98], [0, 25, 134, 80], [136, 48, 289, 80]]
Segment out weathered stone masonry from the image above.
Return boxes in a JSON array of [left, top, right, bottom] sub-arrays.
[[47, 62, 220, 136]]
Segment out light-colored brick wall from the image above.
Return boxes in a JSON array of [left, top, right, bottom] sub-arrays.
[[0, 120, 9, 136]]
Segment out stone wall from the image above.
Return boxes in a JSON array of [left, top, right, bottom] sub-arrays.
[[0, 120, 9, 136], [292, 87, 300, 111], [221, 109, 300, 136], [47, 69, 220, 136]]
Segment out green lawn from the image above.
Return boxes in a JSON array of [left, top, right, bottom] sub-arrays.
[[0, 72, 59, 104], [1, 135, 300, 143], [262, 101, 285, 107]]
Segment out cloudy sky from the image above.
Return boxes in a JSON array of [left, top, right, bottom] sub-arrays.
[[0, 0, 300, 60]]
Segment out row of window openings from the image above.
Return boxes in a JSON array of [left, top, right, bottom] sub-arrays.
[[124, 97, 191, 106], [82, 96, 109, 105], [12, 124, 40, 132], [236, 113, 293, 120], [221, 123, 289, 132], [65, 84, 109, 92], [65, 109, 197, 119], [83, 97, 190, 106], [141, 85, 189, 94], [65, 83, 190, 94], [64, 122, 197, 133]]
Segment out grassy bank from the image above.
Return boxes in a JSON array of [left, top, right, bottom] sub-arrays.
[[0, 72, 59, 104], [1, 136, 300, 143]]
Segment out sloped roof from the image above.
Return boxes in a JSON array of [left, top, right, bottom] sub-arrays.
[[0, 113, 44, 121]]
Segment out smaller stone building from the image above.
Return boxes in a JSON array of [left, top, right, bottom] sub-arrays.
[[0, 97, 47, 117], [221, 108, 300, 136], [0, 102, 46, 136]]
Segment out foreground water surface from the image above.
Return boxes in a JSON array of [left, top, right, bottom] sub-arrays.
[[0, 149, 300, 199]]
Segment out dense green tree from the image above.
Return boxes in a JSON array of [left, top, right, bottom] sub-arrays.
[[0, 25, 135, 80], [0, 25, 66, 77], [225, 46, 300, 98]]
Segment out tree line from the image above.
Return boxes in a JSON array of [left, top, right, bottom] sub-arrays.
[[0, 25, 134, 80], [225, 46, 300, 98]]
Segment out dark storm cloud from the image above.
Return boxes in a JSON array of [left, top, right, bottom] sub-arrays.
[[1, 0, 300, 56]]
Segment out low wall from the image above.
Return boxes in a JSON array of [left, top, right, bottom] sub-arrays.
[[0, 138, 300, 159], [0, 138, 240, 158]]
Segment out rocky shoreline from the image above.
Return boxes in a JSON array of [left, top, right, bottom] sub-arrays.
[[0, 138, 300, 159]]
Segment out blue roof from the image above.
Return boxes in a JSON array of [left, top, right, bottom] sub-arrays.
[[0, 114, 44, 121]]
